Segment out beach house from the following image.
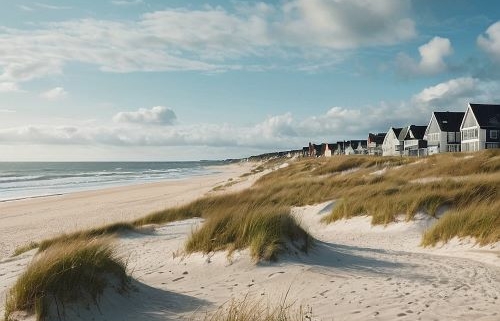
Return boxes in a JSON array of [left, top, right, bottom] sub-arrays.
[[425, 111, 464, 154], [367, 133, 386, 155], [343, 140, 367, 155], [382, 127, 403, 156], [401, 125, 428, 156], [460, 103, 500, 152]]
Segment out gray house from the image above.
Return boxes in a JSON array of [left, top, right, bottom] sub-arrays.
[[425, 111, 464, 154]]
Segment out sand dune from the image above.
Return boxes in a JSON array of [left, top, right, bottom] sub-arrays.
[[1, 164, 500, 320]]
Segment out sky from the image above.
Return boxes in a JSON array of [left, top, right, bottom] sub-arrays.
[[0, 0, 499, 161]]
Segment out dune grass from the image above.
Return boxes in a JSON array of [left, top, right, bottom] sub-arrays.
[[4, 239, 127, 321], [201, 295, 313, 321], [422, 200, 500, 246]]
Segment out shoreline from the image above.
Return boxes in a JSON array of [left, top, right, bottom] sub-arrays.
[[0, 162, 254, 259], [0, 163, 229, 203]]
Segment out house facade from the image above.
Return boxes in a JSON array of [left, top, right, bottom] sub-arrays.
[[461, 103, 500, 152], [382, 127, 403, 156], [425, 112, 464, 154], [401, 125, 428, 156], [368, 133, 386, 155]]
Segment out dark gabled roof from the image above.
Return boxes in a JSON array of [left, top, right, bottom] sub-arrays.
[[433, 111, 465, 132], [347, 140, 367, 148], [369, 132, 386, 144], [392, 127, 403, 138], [399, 125, 426, 140], [469, 104, 500, 128], [398, 126, 409, 141], [409, 125, 427, 140]]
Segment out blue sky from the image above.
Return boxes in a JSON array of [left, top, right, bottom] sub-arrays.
[[0, 0, 499, 160]]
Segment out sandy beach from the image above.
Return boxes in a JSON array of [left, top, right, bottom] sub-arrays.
[[0, 162, 255, 259], [1, 161, 500, 321]]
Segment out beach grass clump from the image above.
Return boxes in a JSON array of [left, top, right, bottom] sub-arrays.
[[202, 295, 313, 321], [12, 222, 136, 256], [185, 204, 311, 261], [37, 222, 136, 252], [421, 200, 500, 246], [12, 241, 39, 257], [4, 239, 128, 321]]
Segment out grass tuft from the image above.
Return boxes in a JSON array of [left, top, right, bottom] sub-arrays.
[[37, 222, 136, 252], [201, 294, 313, 321], [5, 239, 128, 321], [185, 204, 311, 261], [421, 200, 500, 246]]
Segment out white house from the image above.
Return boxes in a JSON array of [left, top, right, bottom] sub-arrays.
[[382, 127, 403, 156], [460, 103, 500, 152], [425, 111, 464, 154]]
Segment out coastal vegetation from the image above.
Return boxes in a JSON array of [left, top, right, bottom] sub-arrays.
[[13, 149, 500, 260], [5, 239, 127, 321], [201, 295, 312, 321]]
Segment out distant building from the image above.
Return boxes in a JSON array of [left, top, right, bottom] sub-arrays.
[[425, 111, 464, 154], [367, 133, 386, 155], [401, 125, 428, 156], [382, 127, 403, 156], [461, 103, 500, 152], [345, 140, 368, 155]]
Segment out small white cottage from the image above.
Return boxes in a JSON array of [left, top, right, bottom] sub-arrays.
[[382, 127, 403, 156]]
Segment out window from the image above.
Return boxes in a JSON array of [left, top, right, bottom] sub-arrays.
[[447, 132, 455, 143], [490, 130, 498, 139], [461, 128, 478, 141], [486, 143, 500, 149]]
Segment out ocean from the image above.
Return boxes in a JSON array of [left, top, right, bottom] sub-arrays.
[[0, 161, 225, 202]]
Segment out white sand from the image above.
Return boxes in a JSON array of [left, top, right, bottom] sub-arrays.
[[2, 169, 500, 320]]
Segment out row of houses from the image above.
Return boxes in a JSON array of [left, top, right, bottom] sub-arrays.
[[307, 103, 500, 157]]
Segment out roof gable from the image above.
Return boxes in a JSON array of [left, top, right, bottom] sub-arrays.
[[469, 104, 500, 128], [433, 111, 465, 132], [461, 105, 479, 128], [426, 113, 440, 135], [408, 125, 427, 140]]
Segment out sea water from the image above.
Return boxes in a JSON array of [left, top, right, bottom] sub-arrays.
[[0, 161, 225, 202]]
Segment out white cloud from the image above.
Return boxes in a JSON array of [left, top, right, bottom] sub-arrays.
[[0, 109, 16, 113], [111, 0, 143, 6], [397, 36, 453, 75], [0, 0, 416, 86], [478, 21, 500, 62], [6, 76, 497, 152], [40, 87, 68, 101], [34, 3, 71, 10], [279, 0, 415, 49], [413, 77, 477, 106], [18, 5, 34, 11], [0, 82, 20, 92], [113, 106, 177, 125]]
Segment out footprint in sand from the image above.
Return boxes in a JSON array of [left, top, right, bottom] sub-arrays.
[[268, 271, 285, 278]]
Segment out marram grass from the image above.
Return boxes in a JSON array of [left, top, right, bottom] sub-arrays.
[[200, 294, 313, 321], [5, 239, 128, 321]]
